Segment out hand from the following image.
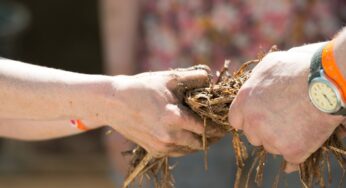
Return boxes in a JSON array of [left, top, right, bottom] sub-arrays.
[[96, 66, 210, 157], [228, 43, 345, 172]]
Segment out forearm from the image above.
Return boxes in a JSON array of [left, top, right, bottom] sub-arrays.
[[333, 27, 346, 77], [0, 58, 111, 122], [0, 119, 102, 141]]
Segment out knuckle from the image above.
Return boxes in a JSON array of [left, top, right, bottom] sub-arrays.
[[163, 88, 175, 101], [160, 114, 180, 127], [153, 142, 170, 155], [261, 130, 274, 141], [146, 147, 162, 158], [243, 112, 266, 133], [158, 133, 175, 145], [288, 47, 300, 52], [242, 125, 261, 146], [246, 135, 261, 146], [165, 114, 180, 125], [165, 105, 181, 118], [258, 51, 287, 67], [242, 113, 271, 147], [168, 72, 179, 79], [262, 51, 285, 61], [283, 155, 304, 164], [281, 144, 306, 164], [247, 114, 265, 128], [262, 130, 279, 148], [151, 150, 164, 158], [262, 141, 280, 155], [167, 72, 180, 85], [262, 144, 274, 154]]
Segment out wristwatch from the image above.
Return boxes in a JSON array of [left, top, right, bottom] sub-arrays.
[[308, 41, 346, 115]]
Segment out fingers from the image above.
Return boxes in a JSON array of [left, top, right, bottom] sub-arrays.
[[228, 91, 245, 130], [166, 104, 204, 135], [167, 68, 210, 101], [167, 104, 226, 144], [174, 64, 211, 73], [284, 163, 299, 173], [177, 105, 205, 135], [174, 104, 226, 148], [242, 121, 262, 146], [176, 69, 209, 89], [174, 130, 202, 150], [146, 137, 202, 158], [143, 104, 204, 157], [148, 130, 198, 157], [166, 131, 202, 157], [204, 119, 227, 139], [148, 130, 202, 158], [262, 142, 280, 155]]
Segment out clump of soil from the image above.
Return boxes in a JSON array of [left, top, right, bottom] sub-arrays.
[[123, 47, 346, 188]]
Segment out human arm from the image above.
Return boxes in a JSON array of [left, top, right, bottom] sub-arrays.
[[0, 58, 110, 121], [228, 28, 346, 171], [0, 58, 210, 157]]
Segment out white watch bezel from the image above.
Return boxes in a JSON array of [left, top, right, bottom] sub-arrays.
[[308, 71, 345, 113]]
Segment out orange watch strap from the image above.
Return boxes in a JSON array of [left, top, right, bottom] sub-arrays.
[[70, 119, 89, 131], [321, 41, 346, 100]]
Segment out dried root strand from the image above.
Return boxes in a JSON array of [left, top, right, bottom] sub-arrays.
[[203, 117, 208, 170], [123, 147, 174, 188], [272, 161, 286, 188], [255, 148, 266, 186], [232, 130, 248, 168]]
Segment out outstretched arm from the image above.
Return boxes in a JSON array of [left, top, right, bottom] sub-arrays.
[[0, 58, 211, 157]]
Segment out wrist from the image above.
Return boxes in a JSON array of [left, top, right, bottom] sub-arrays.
[[66, 74, 116, 129], [308, 41, 346, 116], [81, 75, 132, 129]]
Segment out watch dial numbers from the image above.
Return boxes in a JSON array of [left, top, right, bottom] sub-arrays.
[[309, 82, 338, 112]]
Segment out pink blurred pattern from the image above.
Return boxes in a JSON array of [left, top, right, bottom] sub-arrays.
[[138, 0, 343, 72]]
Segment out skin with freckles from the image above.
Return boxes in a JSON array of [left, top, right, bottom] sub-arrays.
[[229, 42, 345, 172]]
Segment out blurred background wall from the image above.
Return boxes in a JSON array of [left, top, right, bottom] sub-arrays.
[[0, 0, 114, 187]]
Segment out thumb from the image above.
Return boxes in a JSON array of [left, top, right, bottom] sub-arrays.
[[284, 163, 299, 173], [168, 66, 210, 101]]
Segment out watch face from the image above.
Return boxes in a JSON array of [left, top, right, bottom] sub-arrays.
[[308, 79, 340, 113]]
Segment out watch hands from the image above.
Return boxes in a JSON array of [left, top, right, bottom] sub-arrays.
[[322, 93, 333, 106]]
